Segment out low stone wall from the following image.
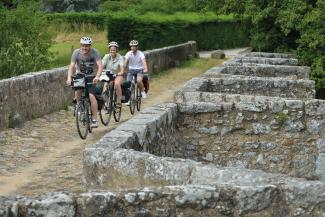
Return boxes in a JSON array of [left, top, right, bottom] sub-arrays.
[[1, 181, 325, 217], [0, 67, 73, 130], [233, 57, 299, 65], [83, 103, 179, 189], [204, 65, 310, 79], [0, 41, 197, 130], [176, 100, 324, 179], [243, 52, 295, 59], [144, 41, 197, 73], [177, 77, 315, 99]]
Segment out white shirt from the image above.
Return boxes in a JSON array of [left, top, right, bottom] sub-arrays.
[[125, 50, 145, 70]]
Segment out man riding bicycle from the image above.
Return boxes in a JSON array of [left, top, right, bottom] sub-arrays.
[[66, 36, 103, 128], [124, 40, 148, 101]]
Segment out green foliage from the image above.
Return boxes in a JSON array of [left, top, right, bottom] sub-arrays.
[[0, 2, 53, 79], [223, 0, 325, 98], [46, 12, 108, 31], [107, 12, 249, 50], [43, 0, 101, 12], [98, 0, 226, 14]]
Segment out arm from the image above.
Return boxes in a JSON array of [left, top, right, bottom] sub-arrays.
[[118, 57, 125, 76], [93, 60, 103, 83], [66, 62, 75, 86], [142, 58, 148, 73], [124, 52, 130, 72]]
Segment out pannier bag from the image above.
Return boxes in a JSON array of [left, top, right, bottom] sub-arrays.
[[72, 74, 85, 89], [143, 74, 149, 93]]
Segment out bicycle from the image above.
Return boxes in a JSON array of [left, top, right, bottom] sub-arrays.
[[99, 70, 122, 125], [128, 70, 143, 115], [71, 74, 95, 140]]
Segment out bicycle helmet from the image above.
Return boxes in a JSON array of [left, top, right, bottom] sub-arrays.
[[129, 40, 139, 46], [108, 41, 119, 48], [80, 36, 92, 45]]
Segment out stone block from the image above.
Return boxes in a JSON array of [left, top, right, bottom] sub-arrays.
[[211, 50, 226, 59]]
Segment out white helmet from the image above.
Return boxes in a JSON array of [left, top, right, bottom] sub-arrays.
[[129, 40, 139, 46], [80, 36, 92, 45], [108, 41, 119, 48]]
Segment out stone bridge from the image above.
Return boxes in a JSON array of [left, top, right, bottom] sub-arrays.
[[1, 51, 325, 216]]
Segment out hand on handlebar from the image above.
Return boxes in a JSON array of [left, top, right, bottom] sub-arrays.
[[66, 79, 72, 86], [93, 76, 100, 84]]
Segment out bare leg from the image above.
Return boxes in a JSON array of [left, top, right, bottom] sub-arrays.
[[137, 75, 144, 92], [89, 93, 98, 120], [115, 76, 123, 104]]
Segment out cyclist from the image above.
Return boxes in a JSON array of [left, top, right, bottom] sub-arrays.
[[124, 40, 148, 100], [102, 41, 124, 106], [66, 36, 103, 128]]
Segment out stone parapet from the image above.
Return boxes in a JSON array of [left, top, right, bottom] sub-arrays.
[[233, 56, 299, 65], [176, 77, 315, 99], [243, 52, 295, 59], [204, 65, 310, 79], [1, 181, 325, 217]]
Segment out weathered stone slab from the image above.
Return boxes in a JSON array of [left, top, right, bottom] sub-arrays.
[[205, 64, 310, 79], [184, 77, 315, 99], [233, 56, 299, 65], [244, 52, 295, 58]]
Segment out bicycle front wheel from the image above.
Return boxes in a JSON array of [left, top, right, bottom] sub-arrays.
[[136, 87, 142, 111], [99, 86, 113, 126], [113, 90, 122, 122], [75, 101, 89, 139], [129, 83, 136, 115]]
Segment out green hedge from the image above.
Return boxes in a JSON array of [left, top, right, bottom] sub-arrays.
[[46, 12, 249, 50], [107, 12, 250, 50]]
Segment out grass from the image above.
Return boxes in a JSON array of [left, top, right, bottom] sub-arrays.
[[150, 58, 223, 93], [49, 31, 108, 68]]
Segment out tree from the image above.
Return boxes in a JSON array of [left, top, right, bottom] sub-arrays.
[[0, 2, 53, 79], [43, 0, 101, 12]]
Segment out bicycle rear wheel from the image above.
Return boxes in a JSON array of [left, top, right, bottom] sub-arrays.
[[99, 85, 113, 126], [75, 101, 89, 139], [129, 83, 136, 115], [136, 87, 141, 111], [113, 90, 122, 122]]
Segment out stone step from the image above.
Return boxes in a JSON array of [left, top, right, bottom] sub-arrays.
[[243, 52, 295, 59], [233, 56, 299, 65], [205, 64, 310, 79], [177, 77, 315, 99]]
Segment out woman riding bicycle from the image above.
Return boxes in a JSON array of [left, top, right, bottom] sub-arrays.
[[102, 41, 125, 106], [124, 40, 148, 99]]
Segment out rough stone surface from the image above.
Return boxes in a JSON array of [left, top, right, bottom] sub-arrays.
[[233, 56, 299, 65], [1, 182, 324, 217], [204, 65, 310, 79], [243, 52, 295, 59], [176, 77, 315, 99]]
